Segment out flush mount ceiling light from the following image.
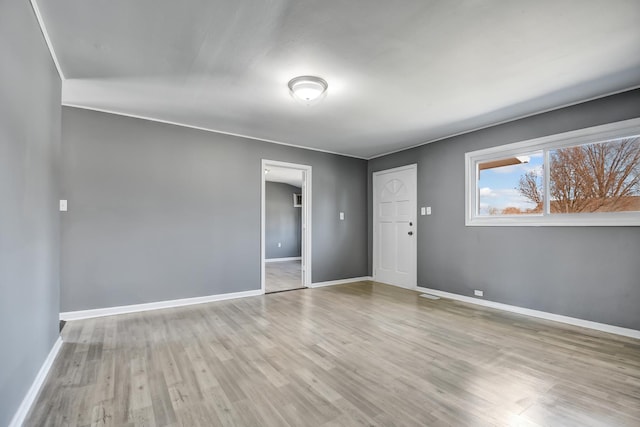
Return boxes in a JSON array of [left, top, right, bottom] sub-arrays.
[[288, 76, 328, 102]]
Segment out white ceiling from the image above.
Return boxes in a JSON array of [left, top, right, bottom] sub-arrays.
[[37, 0, 640, 159], [265, 167, 303, 188]]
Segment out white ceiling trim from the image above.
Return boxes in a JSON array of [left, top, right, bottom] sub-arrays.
[[30, 0, 65, 80], [62, 103, 368, 160], [368, 85, 640, 160]]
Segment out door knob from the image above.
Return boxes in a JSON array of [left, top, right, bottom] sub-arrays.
[[408, 231, 413, 236]]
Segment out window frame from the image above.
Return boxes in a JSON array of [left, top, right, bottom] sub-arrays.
[[465, 118, 640, 227]]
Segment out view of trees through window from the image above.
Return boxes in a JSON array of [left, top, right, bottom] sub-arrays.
[[478, 136, 640, 216]]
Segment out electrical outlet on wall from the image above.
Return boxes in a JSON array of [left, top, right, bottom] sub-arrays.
[[474, 290, 484, 297], [277, 242, 281, 248]]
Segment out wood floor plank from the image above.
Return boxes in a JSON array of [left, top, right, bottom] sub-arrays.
[[25, 282, 640, 426]]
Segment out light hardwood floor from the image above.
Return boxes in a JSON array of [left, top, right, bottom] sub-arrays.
[[25, 282, 640, 426], [265, 260, 302, 293]]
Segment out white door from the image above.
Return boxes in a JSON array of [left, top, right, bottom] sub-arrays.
[[373, 165, 417, 289]]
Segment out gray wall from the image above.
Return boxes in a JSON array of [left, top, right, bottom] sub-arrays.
[[61, 107, 368, 311], [0, 2, 61, 425], [369, 89, 640, 330], [266, 182, 301, 259]]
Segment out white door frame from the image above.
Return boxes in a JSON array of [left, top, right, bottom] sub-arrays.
[[261, 159, 312, 293], [372, 164, 418, 289]]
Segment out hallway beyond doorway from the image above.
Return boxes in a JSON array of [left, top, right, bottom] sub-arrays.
[[265, 260, 302, 293]]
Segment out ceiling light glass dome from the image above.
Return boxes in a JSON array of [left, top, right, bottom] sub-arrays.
[[288, 76, 328, 102]]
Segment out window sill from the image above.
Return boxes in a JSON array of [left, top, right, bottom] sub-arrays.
[[466, 212, 640, 227]]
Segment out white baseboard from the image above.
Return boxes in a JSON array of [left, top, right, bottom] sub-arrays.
[[60, 289, 264, 321], [309, 276, 373, 288], [9, 337, 63, 427], [417, 286, 640, 340], [265, 257, 301, 263]]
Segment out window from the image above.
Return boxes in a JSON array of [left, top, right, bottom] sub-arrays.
[[293, 193, 302, 207], [477, 151, 544, 216], [465, 118, 640, 226]]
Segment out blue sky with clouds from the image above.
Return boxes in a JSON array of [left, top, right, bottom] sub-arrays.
[[478, 152, 544, 215]]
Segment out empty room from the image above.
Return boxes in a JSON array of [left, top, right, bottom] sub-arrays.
[[2, 0, 640, 426]]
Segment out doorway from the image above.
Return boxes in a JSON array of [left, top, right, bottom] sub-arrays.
[[261, 160, 312, 293], [373, 164, 417, 289]]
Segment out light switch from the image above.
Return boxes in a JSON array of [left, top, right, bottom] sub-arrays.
[[420, 207, 426, 216], [426, 207, 432, 215], [59, 200, 67, 212], [339, 212, 345, 220]]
